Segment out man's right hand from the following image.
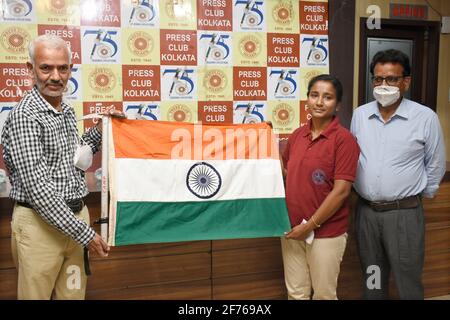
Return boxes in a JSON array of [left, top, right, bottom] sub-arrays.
[[87, 233, 110, 257]]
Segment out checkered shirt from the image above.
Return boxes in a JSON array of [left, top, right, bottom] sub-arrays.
[[1, 86, 101, 247]]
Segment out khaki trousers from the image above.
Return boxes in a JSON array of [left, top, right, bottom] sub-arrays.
[[11, 204, 90, 300], [281, 233, 347, 300]]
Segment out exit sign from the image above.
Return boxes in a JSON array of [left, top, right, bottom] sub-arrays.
[[390, 4, 428, 20]]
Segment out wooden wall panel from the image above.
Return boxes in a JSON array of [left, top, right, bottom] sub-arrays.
[[212, 245, 283, 278], [0, 237, 14, 270], [425, 224, 450, 253], [90, 241, 211, 261], [423, 183, 450, 224], [424, 251, 450, 273], [337, 240, 364, 300], [423, 270, 450, 298], [0, 269, 17, 300], [337, 284, 364, 300], [87, 252, 211, 292], [0, 199, 13, 238], [425, 208, 450, 224], [87, 280, 211, 300], [212, 238, 280, 251], [213, 272, 287, 300]]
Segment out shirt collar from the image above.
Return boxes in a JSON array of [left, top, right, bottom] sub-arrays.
[[31, 85, 69, 115], [302, 116, 340, 139], [393, 98, 409, 119], [368, 97, 409, 120]]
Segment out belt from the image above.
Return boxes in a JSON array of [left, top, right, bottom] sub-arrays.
[[17, 198, 86, 213], [360, 195, 421, 212]]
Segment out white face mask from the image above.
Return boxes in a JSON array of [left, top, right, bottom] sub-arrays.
[[73, 114, 102, 172], [74, 144, 93, 171], [0, 169, 6, 184], [373, 85, 400, 107]]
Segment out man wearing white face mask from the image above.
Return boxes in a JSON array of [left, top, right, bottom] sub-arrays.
[[0, 35, 118, 299], [350, 49, 446, 300]]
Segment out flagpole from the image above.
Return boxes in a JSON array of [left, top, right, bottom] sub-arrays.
[[101, 115, 109, 242]]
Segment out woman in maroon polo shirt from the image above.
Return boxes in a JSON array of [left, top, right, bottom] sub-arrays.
[[281, 74, 360, 300]]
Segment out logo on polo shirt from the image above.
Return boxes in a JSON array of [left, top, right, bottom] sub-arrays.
[[312, 169, 326, 185]]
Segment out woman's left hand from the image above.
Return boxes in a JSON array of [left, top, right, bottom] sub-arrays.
[[285, 222, 314, 241]]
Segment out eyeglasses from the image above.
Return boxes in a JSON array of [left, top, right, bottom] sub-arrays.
[[372, 76, 406, 86]]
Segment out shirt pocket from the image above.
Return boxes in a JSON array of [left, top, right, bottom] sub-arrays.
[[41, 123, 67, 178], [386, 131, 425, 161]]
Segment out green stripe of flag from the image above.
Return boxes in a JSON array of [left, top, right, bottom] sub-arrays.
[[114, 198, 291, 246]]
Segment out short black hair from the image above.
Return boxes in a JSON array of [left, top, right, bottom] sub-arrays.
[[307, 74, 343, 103], [370, 49, 411, 76]]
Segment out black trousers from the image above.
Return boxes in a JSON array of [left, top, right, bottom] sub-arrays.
[[354, 198, 425, 300]]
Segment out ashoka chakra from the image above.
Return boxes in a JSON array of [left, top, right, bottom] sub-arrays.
[[186, 162, 222, 199]]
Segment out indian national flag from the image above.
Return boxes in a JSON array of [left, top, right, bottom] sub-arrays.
[[107, 119, 290, 246]]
